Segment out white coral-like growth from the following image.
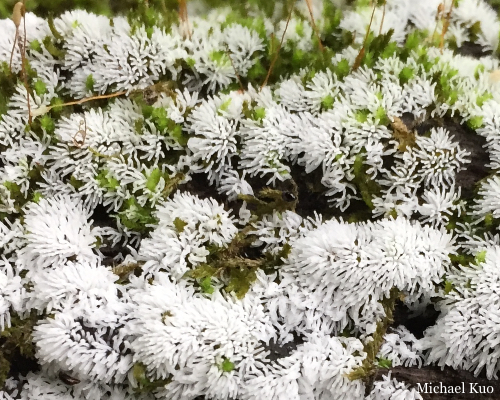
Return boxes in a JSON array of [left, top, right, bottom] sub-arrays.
[[125, 273, 275, 400], [365, 372, 423, 400], [271, 217, 455, 337], [2, 1, 500, 398], [241, 335, 366, 400], [26, 259, 120, 314], [378, 326, 423, 368], [32, 305, 133, 384], [138, 192, 237, 279], [16, 196, 99, 271], [0, 263, 23, 331], [421, 246, 500, 379], [472, 175, 500, 221]]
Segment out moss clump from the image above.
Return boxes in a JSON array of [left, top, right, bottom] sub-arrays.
[[0, 312, 39, 388]]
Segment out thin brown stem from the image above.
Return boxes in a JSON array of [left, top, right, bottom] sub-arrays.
[[379, 0, 386, 35], [352, 0, 377, 71], [9, 1, 24, 72], [440, 0, 454, 53], [225, 46, 244, 92], [73, 118, 87, 147], [305, 0, 324, 52], [22, 10, 31, 124], [179, 0, 191, 40], [58, 90, 127, 108], [9, 29, 18, 72], [31, 91, 127, 119], [363, 2, 377, 50], [430, 3, 444, 45], [260, 4, 294, 90]]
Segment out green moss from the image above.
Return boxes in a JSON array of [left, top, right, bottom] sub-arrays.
[[48, 15, 65, 42], [33, 79, 47, 96], [49, 97, 65, 115], [443, 279, 455, 295], [449, 253, 474, 267], [209, 50, 231, 67], [225, 266, 258, 299], [145, 167, 162, 191], [218, 98, 232, 114], [467, 115, 484, 130], [295, 20, 304, 37], [238, 186, 298, 218], [85, 74, 95, 93], [352, 154, 381, 210], [173, 217, 187, 233], [69, 176, 85, 189], [474, 250, 487, 265], [32, 191, 43, 203], [335, 58, 351, 79], [253, 107, 266, 121], [42, 36, 66, 59], [376, 357, 392, 369], [0, 312, 39, 387], [354, 109, 370, 123], [3, 182, 24, 208], [399, 66, 414, 84], [404, 31, 425, 53], [247, 59, 267, 81], [118, 197, 157, 232], [347, 288, 400, 381], [131, 362, 171, 393], [150, 107, 171, 131], [0, 63, 16, 120], [112, 262, 143, 284], [469, 20, 482, 43], [0, 2, 497, 392], [321, 94, 335, 110], [220, 357, 235, 372], [96, 170, 120, 190], [476, 92, 493, 107], [0, 354, 9, 389], [374, 106, 388, 125], [29, 39, 42, 52], [199, 276, 215, 294]]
